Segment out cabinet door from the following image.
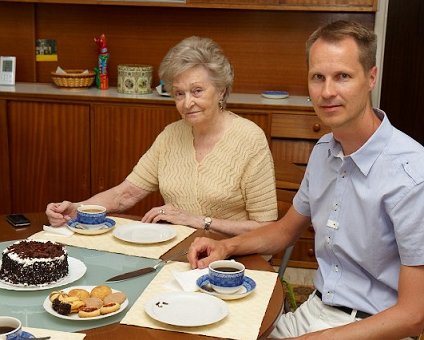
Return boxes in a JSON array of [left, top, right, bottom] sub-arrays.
[[230, 108, 271, 142], [91, 104, 180, 217], [0, 100, 11, 213], [8, 101, 91, 212]]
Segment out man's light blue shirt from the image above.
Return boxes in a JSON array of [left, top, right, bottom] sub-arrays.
[[293, 109, 424, 314]]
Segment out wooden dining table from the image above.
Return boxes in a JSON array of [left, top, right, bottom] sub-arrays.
[[0, 212, 284, 340]]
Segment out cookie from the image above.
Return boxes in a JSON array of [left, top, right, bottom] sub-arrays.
[[100, 302, 120, 315], [83, 297, 103, 309], [90, 285, 112, 301], [104, 292, 127, 305], [68, 288, 90, 300], [52, 298, 71, 315], [78, 306, 101, 318], [49, 291, 67, 302], [70, 300, 85, 313]]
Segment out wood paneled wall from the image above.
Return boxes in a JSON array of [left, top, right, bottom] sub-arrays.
[[0, 4, 36, 82], [0, 3, 374, 95]]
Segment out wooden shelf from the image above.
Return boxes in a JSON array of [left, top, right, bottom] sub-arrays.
[[2, 0, 378, 12]]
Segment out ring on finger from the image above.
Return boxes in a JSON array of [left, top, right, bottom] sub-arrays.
[[159, 209, 165, 215]]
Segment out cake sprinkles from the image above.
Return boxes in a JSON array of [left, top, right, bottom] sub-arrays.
[[0, 240, 69, 287]]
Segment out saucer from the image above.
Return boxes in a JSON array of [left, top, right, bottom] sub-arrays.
[[196, 274, 256, 300], [67, 217, 116, 235], [20, 331, 35, 339], [261, 90, 289, 99]]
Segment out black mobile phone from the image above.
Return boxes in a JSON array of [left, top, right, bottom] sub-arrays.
[[6, 214, 31, 228]]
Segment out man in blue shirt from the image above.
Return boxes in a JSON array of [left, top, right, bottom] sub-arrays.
[[188, 20, 424, 339]]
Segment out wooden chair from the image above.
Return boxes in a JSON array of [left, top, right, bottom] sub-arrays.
[[272, 160, 305, 269], [273, 161, 305, 312]]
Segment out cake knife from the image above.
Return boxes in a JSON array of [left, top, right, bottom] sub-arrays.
[[106, 250, 188, 282]]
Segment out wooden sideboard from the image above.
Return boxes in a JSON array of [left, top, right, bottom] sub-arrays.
[[2, 0, 378, 11]]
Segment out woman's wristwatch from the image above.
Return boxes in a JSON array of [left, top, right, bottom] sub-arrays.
[[203, 216, 212, 231]]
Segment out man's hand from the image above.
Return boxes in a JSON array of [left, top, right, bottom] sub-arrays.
[[45, 201, 77, 227], [187, 237, 229, 269]]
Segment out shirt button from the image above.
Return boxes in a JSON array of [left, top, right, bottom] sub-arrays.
[[334, 264, 339, 272]]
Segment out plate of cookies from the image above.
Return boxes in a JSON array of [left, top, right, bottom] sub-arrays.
[[43, 285, 128, 320]]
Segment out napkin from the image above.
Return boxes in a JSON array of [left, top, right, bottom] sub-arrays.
[[171, 267, 208, 292], [23, 326, 85, 340], [55, 66, 66, 74], [43, 225, 74, 236], [55, 66, 89, 75]]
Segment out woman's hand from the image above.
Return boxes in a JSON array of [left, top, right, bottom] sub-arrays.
[[45, 201, 77, 227], [141, 204, 201, 229]]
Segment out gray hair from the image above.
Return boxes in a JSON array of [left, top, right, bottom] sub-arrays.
[[306, 20, 377, 72], [159, 36, 234, 108]]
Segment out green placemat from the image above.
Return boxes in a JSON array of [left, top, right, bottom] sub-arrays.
[[0, 240, 160, 333]]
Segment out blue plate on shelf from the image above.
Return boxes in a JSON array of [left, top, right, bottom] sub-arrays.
[[261, 90, 289, 99], [196, 274, 256, 300], [66, 217, 116, 235]]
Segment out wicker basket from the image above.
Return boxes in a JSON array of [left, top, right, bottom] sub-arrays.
[[51, 69, 95, 88]]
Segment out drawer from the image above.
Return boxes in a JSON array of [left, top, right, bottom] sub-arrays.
[[272, 139, 316, 165], [302, 225, 315, 239], [271, 237, 317, 269], [271, 113, 330, 139], [289, 238, 316, 265]]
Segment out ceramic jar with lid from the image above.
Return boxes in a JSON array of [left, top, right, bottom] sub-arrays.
[[117, 64, 153, 94]]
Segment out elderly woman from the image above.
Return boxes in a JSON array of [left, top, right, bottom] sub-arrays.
[[46, 36, 277, 235]]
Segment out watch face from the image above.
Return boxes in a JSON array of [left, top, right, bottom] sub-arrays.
[[204, 217, 212, 230]]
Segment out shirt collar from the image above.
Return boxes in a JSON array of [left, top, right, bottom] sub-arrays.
[[328, 109, 393, 176]]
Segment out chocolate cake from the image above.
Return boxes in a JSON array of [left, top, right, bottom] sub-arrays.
[[0, 240, 69, 286]]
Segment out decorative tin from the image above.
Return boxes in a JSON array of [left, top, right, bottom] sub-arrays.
[[117, 64, 153, 94]]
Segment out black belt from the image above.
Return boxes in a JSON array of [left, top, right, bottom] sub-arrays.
[[315, 290, 372, 319]]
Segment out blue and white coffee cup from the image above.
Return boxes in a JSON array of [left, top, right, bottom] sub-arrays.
[[0, 316, 22, 340], [208, 260, 245, 294], [76, 204, 107, 225]]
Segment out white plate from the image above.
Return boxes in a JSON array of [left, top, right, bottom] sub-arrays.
[[261, 90, 289, 99], [0, 257, 87, 291], [144, 291, 228, 327], [196, 274, 256, 300], [67, 217, 116, 235], [43, 285, 128, 320], [113, 222, 177, 244]]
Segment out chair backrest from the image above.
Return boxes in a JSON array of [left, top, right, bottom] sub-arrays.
[[278, 245, 294, 279], [274, 160, 305, 278]]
